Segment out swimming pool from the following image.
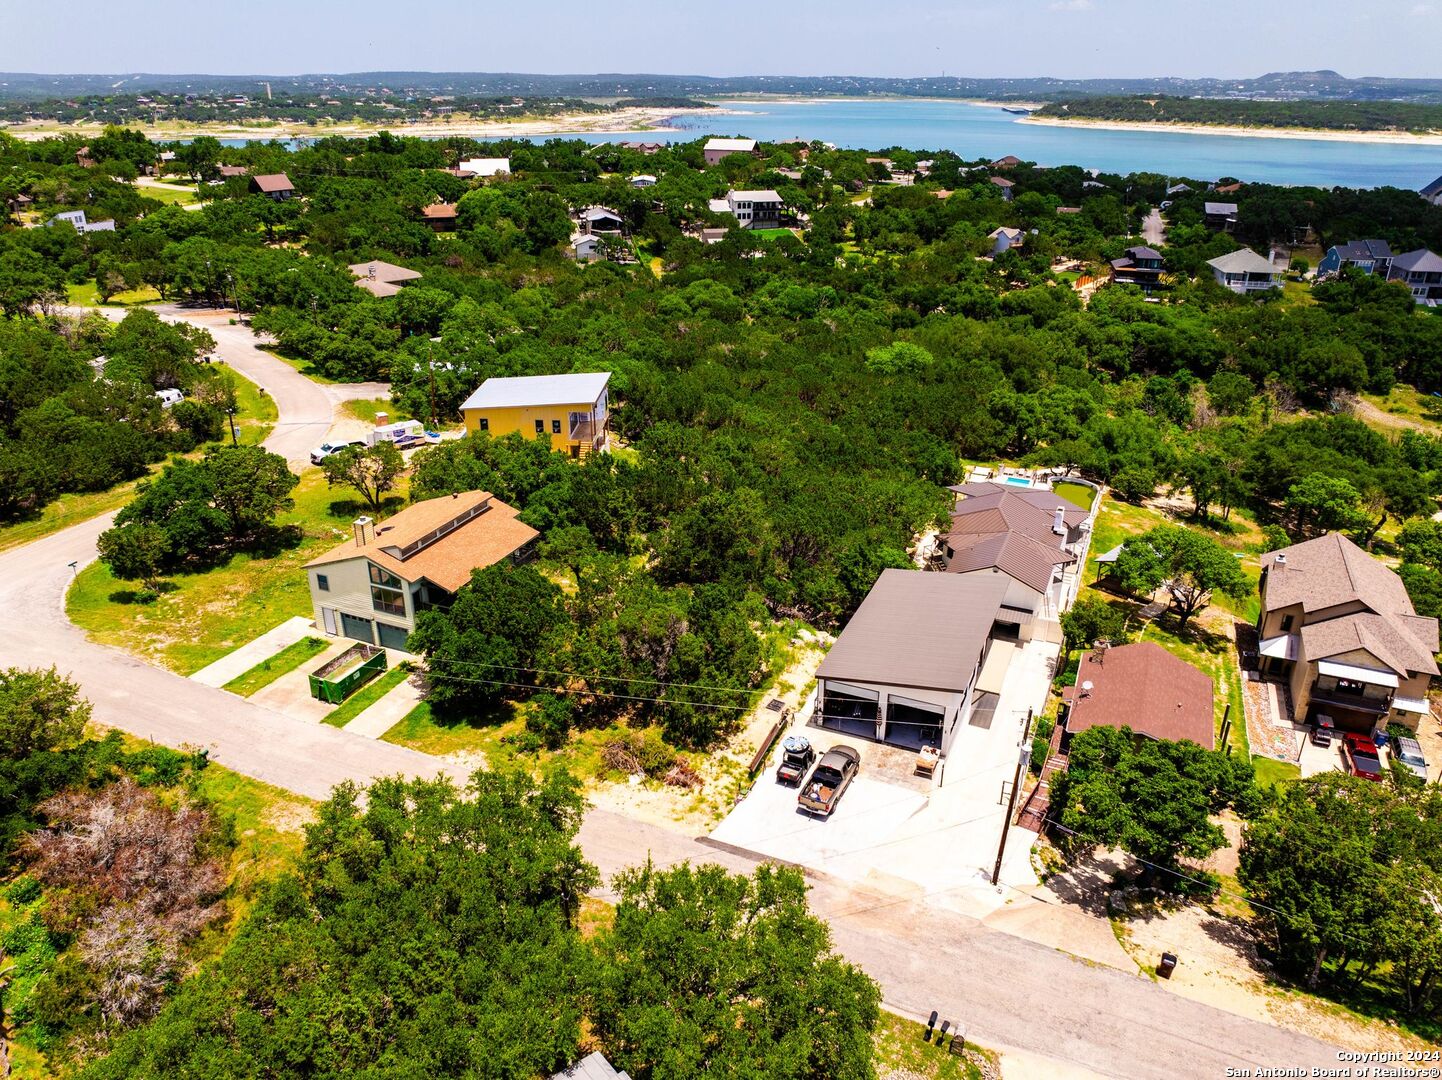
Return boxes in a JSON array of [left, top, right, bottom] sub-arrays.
[[1003, 476, 1036, 487]]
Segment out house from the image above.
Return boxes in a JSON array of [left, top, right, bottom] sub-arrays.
[[1256, 532, 1439, 734], [1203, 201, 1238, 231], [1317, 239, 1393, 281], [989, 176, 1014, 202], [990, 155, 1022, 169], [988, 226, 1024, 255], [699, 227, 729, 244], [217, 164, 250, 179], [570, 232, 604, 261], [1386, 248, 1442, 305], [703, 137, 756, 165], [576, 206, 625, 234], [5, 192, 32, 215], [304, 491, 540, 650], [461, 371, 611, 459], [1109, 245, 1166, 291], [1213, 182, 1243, 195], [47, 210, 115, 234], [713, 189, 784, 229], [618, 140, 665, 154], [628, 174, 657, 188], [1060, 642, 1215, 749], [815, 569, 1013, 755], [551, 1053, 631, 1080], [939, 482, 1090, 642], [1165, 182, 1192, 196], [421, 202, 458, 232], [1420, 174, 1442, 207], [1206, 248, 1281, 294], [1055, 206, 1082, 215], [250, 173, 295, 200], [456, 157, 510, 177], [76, 146, 96, 168], [349, 260, 422, 298]]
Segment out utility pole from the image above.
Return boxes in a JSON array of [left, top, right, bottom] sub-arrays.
[[992, 708, 1034, 887]]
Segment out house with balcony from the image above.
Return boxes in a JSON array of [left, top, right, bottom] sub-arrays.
[[460, 371, 611, 459], [1317, 239, 1393, 281], [250, 173, 296, 201], [1203, 201, 1238, 231], [575, 206, 625, 234], [1206, 248, 1281, 294], [1109, 245, 1166, 292], [303, 491, 539, 650], [1256, 532, 1439, 734], [1386, 248, 1442, 305], [988, 226, 1024, 255], [708, 189, 785, 229]]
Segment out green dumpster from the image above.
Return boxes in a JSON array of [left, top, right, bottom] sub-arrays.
[[308, 642, 387, 705]]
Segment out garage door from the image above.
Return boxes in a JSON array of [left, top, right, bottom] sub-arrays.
[[340, 612, 374, 643], [885, 695, 945, 750], [376, 621, 410, 651], [819, 681, 881, 741]]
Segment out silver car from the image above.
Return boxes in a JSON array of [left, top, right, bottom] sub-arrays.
[[1391, 736, 1429, 782]]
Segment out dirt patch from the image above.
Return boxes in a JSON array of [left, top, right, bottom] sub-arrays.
[[262, 799, 316, 834]]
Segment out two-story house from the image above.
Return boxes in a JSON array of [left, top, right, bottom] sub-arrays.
[[304, 491, 539, 650], [1206, 248, 1281, 295], [1203, 201, 1238, 232], [702, 138, 756, 165], [1317, 239, 1393, 281], [1109, 245, 1166, 292], [461, 372, 611, 458], [1386, 249, 1442, 305], [709, 190, 784, 229], [1256, 532, 1439, 734]]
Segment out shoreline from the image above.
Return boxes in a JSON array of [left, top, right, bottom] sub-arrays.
[[0, 104, 741, 143], [1019, 114, 1442, 146]]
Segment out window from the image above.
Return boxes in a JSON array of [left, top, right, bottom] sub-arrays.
[[478, 417, 489, 431], [535, 419, 545, 434], [1335, 679, 1365, 697], [552, 419, 562, 434], [368, 563, 405, 616], [316, 573, 329, 592], [1280, 614, 1294, 633]]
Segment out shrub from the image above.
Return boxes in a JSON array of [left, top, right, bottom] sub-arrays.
[[6, 875, 42, 905], [1030, 736, 1050, 774]]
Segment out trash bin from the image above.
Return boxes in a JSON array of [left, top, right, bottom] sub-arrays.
[[1158, 952, 1178, 979]]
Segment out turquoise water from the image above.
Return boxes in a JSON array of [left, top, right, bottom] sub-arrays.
[[221, 97, 1442, 189]]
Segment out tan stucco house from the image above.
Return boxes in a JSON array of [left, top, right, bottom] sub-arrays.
[[1256, 532, 1438, 733], [303, 491, 538, 650]]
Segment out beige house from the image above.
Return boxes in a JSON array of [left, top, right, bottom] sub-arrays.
[[1256, 532, 1438, 733], [303, 491, 538, 650]]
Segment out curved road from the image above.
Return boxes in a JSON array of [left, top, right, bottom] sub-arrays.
[[2, 309, 1345, 1078]]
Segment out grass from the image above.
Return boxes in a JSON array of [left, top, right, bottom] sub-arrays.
[[68, 471, 409, 674], [1253, 756, 1302, 789], [66, 280, 163, 306], [221, 636, 328, 697], [137, 181, 202, 206], [268, 347, 344, 384], [870, 1010, 995, 1080], [323, 664, 409, 727], [230, 368, 278, 445], [343, 396, 411, 425], [381, 699, 523, 762], [1053, 480, 1095, 511]]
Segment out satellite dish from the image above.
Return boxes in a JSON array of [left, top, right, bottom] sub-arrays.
[[1081, 680, 1094, 692]]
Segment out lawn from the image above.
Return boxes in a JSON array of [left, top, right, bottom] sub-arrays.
[[66, 281, 163, 306], [323, 664, 410, 727], [343, 396, 412, 425], [268, 347, 343, 384], [231, 368, 278, 445], [67, 471, 409, 674], [1253, 756, 1302, 789], [222, 636, 328, 696], [1054, 480, 1095, 511], [870, 1010, 995, 1080], [138, 182, 203, 206], [381, 699, 525, 764]]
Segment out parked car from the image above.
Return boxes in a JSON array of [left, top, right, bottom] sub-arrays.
[[1310, 714, 1335, 748], [798, 744, 860, 817], [1343, 733, 1384, 783], [154, 388, 184, 408], [775, 735, 815, 786], [1390, 736, 1429, 782], [309, 440, 365, 465]]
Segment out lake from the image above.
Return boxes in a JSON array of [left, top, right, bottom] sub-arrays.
[[223, 97, 1442, 189]]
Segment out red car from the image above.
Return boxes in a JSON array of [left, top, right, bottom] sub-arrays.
[[1343, 734, 1384, 782]]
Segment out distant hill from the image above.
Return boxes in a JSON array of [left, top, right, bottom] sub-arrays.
[[4, 70, 1442, 104]]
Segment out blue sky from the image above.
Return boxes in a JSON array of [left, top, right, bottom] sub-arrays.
[[3, 0, 1440, 79]]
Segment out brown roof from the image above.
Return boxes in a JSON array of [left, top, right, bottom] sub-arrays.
[[1298, 612, 1439, 678], [250, 173, 294, 193], [991, 155, 1022, 168], [303, 491, 538, 594], [944, 531, 1075, 593], [948, 483, 1089, 529], [218, 165, 250, 178], [422, 202, 458, 219], [1214, 182, 1243, 194], [816, 569, 1008, 693], [1262, 532, 1414, 616], [989, 176, 1015, 188], [1063, 642, 1215, 748]]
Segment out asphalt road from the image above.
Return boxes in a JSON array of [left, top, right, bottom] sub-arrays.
[[1142, 207, 1167, 247], [1, 310, 1346, 1078]]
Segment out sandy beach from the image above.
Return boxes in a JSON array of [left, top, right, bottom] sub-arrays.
[[1020, 114, 1442, 146], [1, 104, 740, 143]]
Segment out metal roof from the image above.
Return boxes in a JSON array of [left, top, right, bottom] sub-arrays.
[[1204, 201, 1238, 215], [1207, 248, 1277, 275], [1419, 174, 1442, 198], [460, 372, 611, 411], [815, 569, 1008, 693], [705, 138, 756, 151]]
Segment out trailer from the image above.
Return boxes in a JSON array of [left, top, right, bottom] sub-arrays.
[[308, 642, 387, 704], [367, 419, 424, 447]]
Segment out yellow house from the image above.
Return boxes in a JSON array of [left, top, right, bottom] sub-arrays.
[[460, 372, 611, 458]]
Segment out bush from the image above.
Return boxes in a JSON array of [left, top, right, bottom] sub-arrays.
[[1033, 715, 1056, 743], [6, 875, 42, 905], [600, 727, 677, 777], [1030, 735, 1050, 774]]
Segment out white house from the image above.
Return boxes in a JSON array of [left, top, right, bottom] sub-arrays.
[[48, 210, 115, 234], [1206, 248, 1282, 294], [703, 137, 756, 165], [570, 233, 604, 261], [710, 190, 784, 229], [457, 157, 510, 178], [628, 174, 657, 188], [987, 226, 1024, 255], [1419, 174, 1442, 207]]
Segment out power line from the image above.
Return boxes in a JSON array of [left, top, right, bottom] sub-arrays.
[[417, 652, 766, 697]]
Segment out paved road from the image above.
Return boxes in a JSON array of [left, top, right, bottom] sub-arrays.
[[2, 310, 1346, 1078], [1142, 207, 1167, 247]]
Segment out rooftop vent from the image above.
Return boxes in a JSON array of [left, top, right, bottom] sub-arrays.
[[353, 516, 374, 547]]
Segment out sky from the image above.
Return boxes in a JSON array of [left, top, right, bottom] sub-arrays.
[[3, 0, 1441, 80]]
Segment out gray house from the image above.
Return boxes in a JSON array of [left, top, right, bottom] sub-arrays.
[[1317, 239, 1393, 280], [1386, 248, 1442, 305], [1420, 174, 1442, 207], [1203, 201, 1238, 231], [1206, 247, 1281, 294], [551, 1054, 631, 1080]]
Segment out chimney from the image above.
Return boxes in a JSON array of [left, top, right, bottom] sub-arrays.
[[353, 516, 374, 547], [1053, 506, 1066, 536], [368, 262, 377, 280], [1275, 553, 1287, 567]]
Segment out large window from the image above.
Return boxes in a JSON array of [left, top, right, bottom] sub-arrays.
[[369, 563, 406, 616]]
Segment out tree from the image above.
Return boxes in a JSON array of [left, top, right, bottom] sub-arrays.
[[1283, 474, 1368, 540], [97, 522, 171, 592], [590, 862, 881, 1080], [199, 445, 298, 541], [0, 667, 90, 761], [104, 309, 214, 390], [1060, 595, 1131, 654], [1051, 726, 1256, 884], [320, 441, 404, 512], [863, 341, 933, 375], [1113, 525, 1250, 627]]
